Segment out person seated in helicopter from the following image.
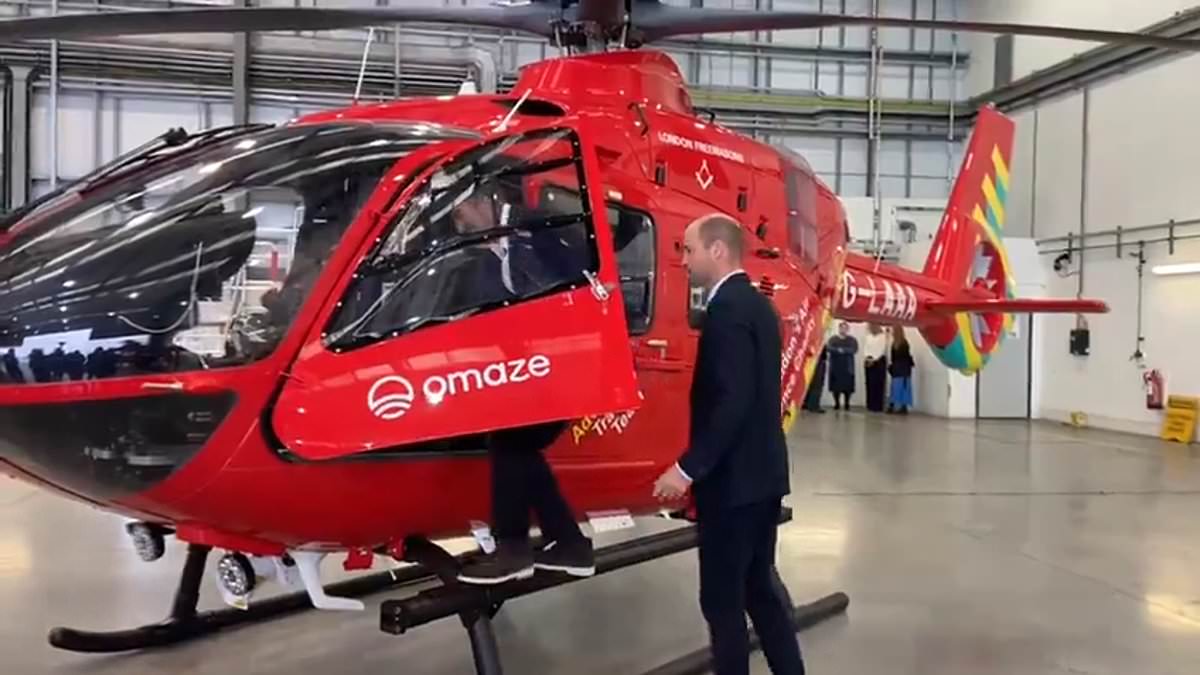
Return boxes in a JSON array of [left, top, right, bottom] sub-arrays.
[[446, 178, 597, 585], [445, 177, 561, 301]]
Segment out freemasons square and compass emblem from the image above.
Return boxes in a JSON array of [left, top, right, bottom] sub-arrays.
[[695, 160, 714, 190]]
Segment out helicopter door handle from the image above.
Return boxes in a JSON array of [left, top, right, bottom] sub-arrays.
[[141, 381, 184, 392], [645, 339, 668, 348], [581, 270, 614, 302]]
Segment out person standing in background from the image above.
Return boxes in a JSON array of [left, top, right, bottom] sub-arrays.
[[802, 345, 827, 414], [2, 349, 22, 384], [826, 322, 858, 411], [887, 325, 915, 415], [862, 323, 888, 413]]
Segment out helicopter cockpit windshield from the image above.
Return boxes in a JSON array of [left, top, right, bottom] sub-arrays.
[[0, 121, 476, 384]]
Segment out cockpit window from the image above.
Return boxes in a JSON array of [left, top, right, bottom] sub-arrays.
[[535, 185, 655, 335], [0, 121, 474, 384], [326, 128, 598, 349]]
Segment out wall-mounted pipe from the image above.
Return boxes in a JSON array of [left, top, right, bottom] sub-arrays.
[[1077, 87, 1090, 299], [49, 0, 58, 190], [1038, 217, 1200, 246]]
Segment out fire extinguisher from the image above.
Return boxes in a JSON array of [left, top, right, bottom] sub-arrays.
[[1143, 369, 1165, 410]]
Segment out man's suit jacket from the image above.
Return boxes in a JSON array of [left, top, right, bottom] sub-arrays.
[[678, 272, 791, 513]]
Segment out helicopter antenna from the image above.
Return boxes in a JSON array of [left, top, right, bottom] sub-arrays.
[[352, 26, 377, 105], [495, 87, 533, 132]]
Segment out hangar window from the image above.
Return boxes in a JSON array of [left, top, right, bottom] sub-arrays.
[[778, 146, 820, 267]]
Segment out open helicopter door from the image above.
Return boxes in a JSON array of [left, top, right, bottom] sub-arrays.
[[271, 126, 642, 461]]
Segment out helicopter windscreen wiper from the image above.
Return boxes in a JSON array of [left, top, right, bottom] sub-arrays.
[[78, 123, 274, 193], [0, 123, 273, 234]]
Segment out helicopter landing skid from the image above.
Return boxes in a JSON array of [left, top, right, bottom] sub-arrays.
[[381, 507, 849, 675], [46, 541, 475, 653]]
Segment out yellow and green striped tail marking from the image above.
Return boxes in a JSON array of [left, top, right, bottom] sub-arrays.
[[931, 143, 1018, 374]]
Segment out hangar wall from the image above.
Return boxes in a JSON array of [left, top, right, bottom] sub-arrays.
[[957, 1, 1200, 437], [958, 0, 1200, 97]]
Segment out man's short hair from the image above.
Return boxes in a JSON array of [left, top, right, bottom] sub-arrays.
[[697, 215, 744, 260]]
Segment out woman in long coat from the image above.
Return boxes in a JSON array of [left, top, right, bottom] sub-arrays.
[[826, 321, 858, 410]]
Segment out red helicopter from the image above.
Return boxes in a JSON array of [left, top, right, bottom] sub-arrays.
[[0, 0, 1180, 663]]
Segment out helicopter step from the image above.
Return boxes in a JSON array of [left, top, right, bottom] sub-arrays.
[[381, 507, 849, 675], [45, 541, 488, 653]]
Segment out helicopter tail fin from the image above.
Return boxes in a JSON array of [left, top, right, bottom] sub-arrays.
[[921, 104, 1015, 291], [915, 104, 1107, 373]]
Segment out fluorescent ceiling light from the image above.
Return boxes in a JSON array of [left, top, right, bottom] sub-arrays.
[[1152, 262, 1200, 276]]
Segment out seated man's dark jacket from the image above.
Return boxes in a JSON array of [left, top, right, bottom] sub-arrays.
[[679, 272, 791, 513]]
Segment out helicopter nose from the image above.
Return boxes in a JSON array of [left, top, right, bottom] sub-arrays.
[[0, 390, 237, 503]]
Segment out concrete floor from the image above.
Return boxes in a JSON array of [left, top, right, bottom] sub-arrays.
[[4, 411, 1200, 674]]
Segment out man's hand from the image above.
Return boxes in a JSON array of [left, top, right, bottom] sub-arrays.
[[653, 464, 691, 501]]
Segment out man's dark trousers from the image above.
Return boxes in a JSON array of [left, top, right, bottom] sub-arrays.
[[698, 499, 805, 675]]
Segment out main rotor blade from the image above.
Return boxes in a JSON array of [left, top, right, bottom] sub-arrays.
[[633, 6, 1200, 51], [0, 6, 561, 42]]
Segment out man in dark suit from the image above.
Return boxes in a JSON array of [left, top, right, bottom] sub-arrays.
[[654, 214, 805, 675]]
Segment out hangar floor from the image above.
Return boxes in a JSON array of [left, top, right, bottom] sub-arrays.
[[4, 411, 1200, 674]]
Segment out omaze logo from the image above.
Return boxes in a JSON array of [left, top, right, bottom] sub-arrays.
[[368, 376, 415, 420], [367, 354, 552, 420]]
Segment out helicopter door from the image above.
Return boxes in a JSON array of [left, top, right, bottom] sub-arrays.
[[271, 127, 642, 461]]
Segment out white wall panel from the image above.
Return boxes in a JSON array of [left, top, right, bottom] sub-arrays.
[[98, 96, 121, 167], [879, 64, 916, 99], [878, 175, 906, 197], [207, 103, 235, 130], [770, 60, 817, 91], [251, 105, 301, 125], [1030, 92, 1083, 240], [841, 137, 869, 176], [930, 68, 956, 100], [911, 68, 932, 100], [910, 176, 949, 199], [812, 62, 841, 94], [30, 92, 95, 180], [840, 63, 869, 97], [514, 42, 546, 69], [1086, 52, 1200, 232], [841, 174, 867, 196], [840, 0, 873, 49], [909, 139, 948, 178], [877, 138, 908, 177], [31, 93, 204, 182], [780, 136, 838, 175], [699, 54, 756, 88], [1004, 108, 1036, 238], [118, 99, 201, 153], [770, 0, 823, 48]]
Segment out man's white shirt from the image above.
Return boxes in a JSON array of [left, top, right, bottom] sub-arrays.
[[864, 332, 887, 361], [707, 268, 746, 306]]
